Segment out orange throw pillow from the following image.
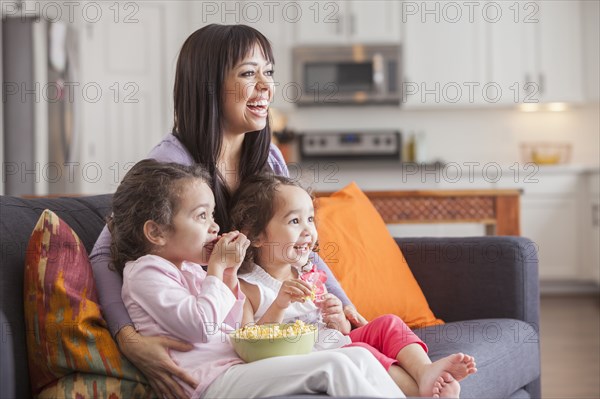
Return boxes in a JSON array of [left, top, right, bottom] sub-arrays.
[[315, 182, 443, 329]]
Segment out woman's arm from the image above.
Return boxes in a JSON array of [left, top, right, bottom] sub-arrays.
[[312, 252, 351, 306], [90, 225, 133, 336], [312, 252, 368, 327], [91, 226, 197, 399]]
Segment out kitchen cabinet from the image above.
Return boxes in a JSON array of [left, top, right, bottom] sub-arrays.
[[495, 167, 590, 281], [489, 0, 584, 105], [293, 1, 401, 44], [585, 171, 600, 284], [404, 0, 584, 107], [402, 5, 487, 107]]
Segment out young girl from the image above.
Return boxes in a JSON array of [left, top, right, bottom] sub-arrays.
[[231, 174, 478, 399], [109, 159, 403, 399]]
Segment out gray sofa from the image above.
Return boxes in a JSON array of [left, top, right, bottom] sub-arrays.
[[0, 194, 541, 398]]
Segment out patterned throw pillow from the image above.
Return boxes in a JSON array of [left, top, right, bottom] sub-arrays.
[[24, 209, 151, 398]]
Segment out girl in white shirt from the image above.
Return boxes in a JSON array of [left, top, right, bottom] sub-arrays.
[[109, 159, 403, 398], [230, 174, 478, 398]]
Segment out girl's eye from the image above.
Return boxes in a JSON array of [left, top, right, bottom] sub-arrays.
[[289, 218, 299, 225], [308, 216, 314, 223], [241, 70, 255, 77], [265, 69, 274, 76], [197, 212, 206, 220]]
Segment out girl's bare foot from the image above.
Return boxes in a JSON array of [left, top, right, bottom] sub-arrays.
[[418, 353, 477, 397], [432, 372, 461, 398]]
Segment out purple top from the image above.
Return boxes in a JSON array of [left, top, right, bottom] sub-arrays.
[[90, 133, 352, 336]]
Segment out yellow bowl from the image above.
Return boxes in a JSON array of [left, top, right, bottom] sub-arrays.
[[531, 151, 561, 165], [229, 323, 317, 363]]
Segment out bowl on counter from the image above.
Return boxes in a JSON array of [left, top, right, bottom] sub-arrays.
[[520, 142, 572, 165]]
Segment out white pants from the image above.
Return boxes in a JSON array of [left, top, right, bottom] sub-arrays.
[[201, 347, 404, 398]]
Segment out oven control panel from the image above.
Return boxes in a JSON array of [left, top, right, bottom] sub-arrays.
[[299, 131, 401, 161]]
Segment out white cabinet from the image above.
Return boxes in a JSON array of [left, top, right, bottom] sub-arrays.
[[585, 171, 600, 284], [405, 0, 584, 107], [535, 0, 584, 103], [403, 14, 486, 107], [293, 1, 401, 44], [495, 168, 590, 281], [489, 1, 584, 104]]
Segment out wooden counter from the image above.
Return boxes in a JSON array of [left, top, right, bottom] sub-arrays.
[[316, 189, 521, 236]]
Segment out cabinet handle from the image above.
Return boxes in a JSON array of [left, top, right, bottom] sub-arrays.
[[593, 204, 600, 227], [336, 14, 343, 35], [539, 73, 545, 96], [524, 74, 533, 96]]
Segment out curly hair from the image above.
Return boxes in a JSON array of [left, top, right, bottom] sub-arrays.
[[229, 174, 315, 272], [107, 159, 211, 275]]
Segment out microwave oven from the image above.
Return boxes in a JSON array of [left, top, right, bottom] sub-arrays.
[[291, 44, 401, 106]]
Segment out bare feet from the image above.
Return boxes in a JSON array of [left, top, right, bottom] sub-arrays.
[[432, 372, 460, 398], [418, 353, 477, 398]]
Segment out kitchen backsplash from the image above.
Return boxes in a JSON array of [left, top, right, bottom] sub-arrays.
[[286, 103, 600, 168]]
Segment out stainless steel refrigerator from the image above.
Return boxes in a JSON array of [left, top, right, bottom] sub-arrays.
[[2, 15, 80, 196]]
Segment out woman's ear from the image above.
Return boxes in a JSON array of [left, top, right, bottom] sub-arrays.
[[143, 220, 167, 246]]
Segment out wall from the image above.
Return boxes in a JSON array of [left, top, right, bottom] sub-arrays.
[[288, 103, 600, 169]]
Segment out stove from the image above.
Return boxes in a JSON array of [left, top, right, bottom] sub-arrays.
[[299, 130, 401, 161]]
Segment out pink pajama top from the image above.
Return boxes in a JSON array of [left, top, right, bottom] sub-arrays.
[[121, 255, 245, 398]]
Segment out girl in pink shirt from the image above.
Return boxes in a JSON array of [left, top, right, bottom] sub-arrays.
[[109, 159, 404, 398], [230, 174, 478, 398]]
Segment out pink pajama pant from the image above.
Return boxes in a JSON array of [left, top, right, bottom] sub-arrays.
[[343, 314, 428, 371]]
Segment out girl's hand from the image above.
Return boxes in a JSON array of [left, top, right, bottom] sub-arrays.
[[116, 325, 197, 399], [317, 294, 351, 335], [208, 231, 250, 273], [275, 278, 313, 309]]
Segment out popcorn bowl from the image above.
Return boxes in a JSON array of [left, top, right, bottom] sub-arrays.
[[229, 321, 318, 363]]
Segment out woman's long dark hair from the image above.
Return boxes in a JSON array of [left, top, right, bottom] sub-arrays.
[[172, 24, 274, 231]]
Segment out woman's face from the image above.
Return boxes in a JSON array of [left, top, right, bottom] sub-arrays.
[[222, 43, 275, 137]]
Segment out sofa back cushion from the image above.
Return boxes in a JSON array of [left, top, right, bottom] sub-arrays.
[[24, 209, 149, 397], [0, 195, 112, 398]]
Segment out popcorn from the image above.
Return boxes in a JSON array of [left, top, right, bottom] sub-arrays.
[[233, 320, 316, 340]]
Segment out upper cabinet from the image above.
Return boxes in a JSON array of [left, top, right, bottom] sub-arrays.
[[489, 0, 584, 105], [293, 1, 401, 44], [402, 5, 487, 107], [403, 0, 585, 107]]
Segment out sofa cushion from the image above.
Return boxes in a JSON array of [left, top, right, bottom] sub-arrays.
[[415, 318, 540, 399], [23, 209, 150, 397], [315, 182, 443, 328]]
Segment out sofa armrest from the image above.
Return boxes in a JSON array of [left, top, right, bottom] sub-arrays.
[[0, 310, 15, 399], [395, 236, 539, 328]]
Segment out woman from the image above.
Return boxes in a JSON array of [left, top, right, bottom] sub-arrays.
[[90, 24, 368, 398]]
